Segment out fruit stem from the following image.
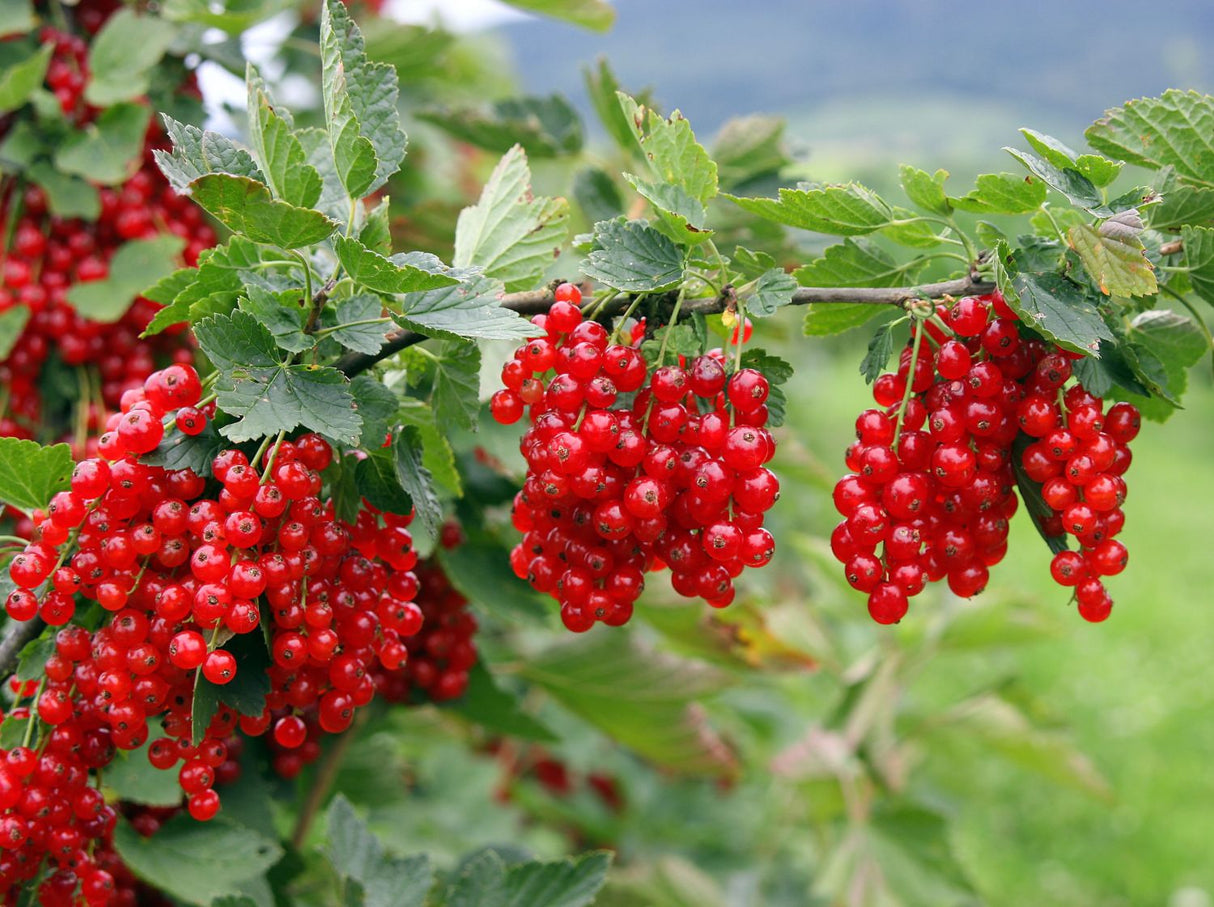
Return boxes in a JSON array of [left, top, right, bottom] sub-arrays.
[[290, 709, 367, 850], [259, 431, 287, 484], [893, 318, 925, 447], [21, 679, 43, 748], [655, 290, 686, 366], [608, 294, 646, 345]]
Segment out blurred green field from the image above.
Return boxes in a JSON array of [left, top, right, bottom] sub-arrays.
[[789, 335, 1214, 907]]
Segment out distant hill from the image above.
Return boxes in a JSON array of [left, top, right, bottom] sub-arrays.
[[504, 0, 1214, 175]]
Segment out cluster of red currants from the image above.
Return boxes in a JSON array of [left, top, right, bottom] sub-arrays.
[[489, 284, 779, 632], [0, 363, 427, 903], [832, 291, 1137, 624]]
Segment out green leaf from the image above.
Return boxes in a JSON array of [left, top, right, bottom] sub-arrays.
[[880, 206, 945, 248], [520, 633, 736, 776], [196, 311, 362, 445], [349, 375, 398, 449], [0, 438, 72, 514], [415, 340, 480, 433], [436, 537, 549, 621], [0, 42, 50, 113], [0, 305, 30, 359], [1086, 89, 1214, 187], [334, 235, 459, 295], [320, 0, 406, 197], [141, 418, 225, 476], [55, 102, 150, 185], [617, 93, 716, 205], [0, 0, 34, 38], [190, 629, 271, 745], [247, 69, 322, 209], [747, 268, 796, 318], [113, 816, 283, 905], [0, 716, 30, 750], [1067, 213, 1158, 297], [1020, 128, 1124, 189], [794, 237, 912, 288], [154, 116, 265, 193], [993, 242, 1114, 356], [104, 737, 186, 807], [572, 167, 623, 225], [724, 183, 891, 235], [395, 271, 536, 343], [624, 174, 710, 242], [581, 218, 683, 292], [355, 448, 411, 515], [142, 237, 277, 337], [899, 165, 951, 216], [397, 401, 461, 496], [1003, 147, 1136, 217], [712, 115, 789, 191], [238, 286, 311, 353], [453, 146, 570, 291], [28, 162, 100, 219], [859, 320, 897, 383], [14, 633, 54, 681], [442, 850, 611, 907], [161, 0, 294, 31], [1148, 174, 1214, 229], [448, 662, 558, 743], [497, 0, 614, 30], [802, 303, 885, 336], [582, 58, 635, 156], [359, 197, 392, 254], [188, 174, 336, 249], [327, 796, 432, 907], [866, 802, 979, 902], [85, 10, 178, 105], [1181, 224, 1214, 305], [1126, 309, 1209, 404], [419, 94, 583, 158], [949, 171, 1047, 214], [1071, 341, 1151, 400], [393, 426, 442, 537], [323, 294, 388, 356], [738, 349, 793, 384], [66, 236, 186, 323]]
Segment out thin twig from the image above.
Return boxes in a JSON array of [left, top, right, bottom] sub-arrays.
[[336, 273, 994, 377], [290, 710, 367, 849]]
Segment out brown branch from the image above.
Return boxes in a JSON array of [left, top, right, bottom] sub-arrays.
[[0, 617, 45, 680], [336, 273, 994, 377]]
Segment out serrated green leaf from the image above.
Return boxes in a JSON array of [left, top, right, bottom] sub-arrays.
[[1068, 215, 1158, 297], [1019, 128, 1079, 170], [1181, 224, 1214, 304], [419, 94, 582, 158], [497, 0, 613, 30], [393, 426, 442, 537], [802, 303, 885, 337], [359, 197, 392, 253], [794, 237, 912, 288], [1072, 341, 1151, 399], [1086, 89, 1214, 188], [1126, 309, 1209, 405], [395, 272, 536, 342], [113, 816, 282, 905], [449, 662, 557, 742], [725, 183, 891, 235], [950, 171, 1047, 214], [454, 146, 570, 291], [858, 320, 897, 383], [190, 630, 271, 746], [1074, 154, 1123, 188], [425, 340, 480, 432], [738, 348, 793, 384], [322, 294, 388, 356], [881, 207, 945, 248], [572, 167, 623, 225], [188, 174, 336, 249], [28, 162, 100, 219], [334, 235, 459, 296], [520, 632, 735, 776], [321, 0, 406, 197], [247, 69, 322, 209], [437, 537, 548, 621], [731, 247, 778, 281], [0, 0, 34, 38], [581, 218, 683, 292], [141, 418, 224, 476], [66, 235, 186, 323], [161, 0, 294, 31], [618, 93, 717, 204], [0, 42, 50, 113], [712, 115, 789, 191], [197, 311, 362, 445], [1148, 169, 1214, 229], [295, 126, 348, 222], [0, 716, 30, 750], [397, 400, 461, 496], [0, 305, 29, 359], [746, 268, 796, 318], [55, 102, 150, 185], [238, 286, 311, 353], [443, 850, 611, 907], [85, 10, 177, 105], [866, 802, 979, 901], [624, 174, 711, 244], [583, 58, 635, 156], [993, 242, 1114, 356], [1004, 147, 1125, 216], [0, 438, 72, 514], [155, 116, 264, 193], [641, 323, 702, 362], [899, 164, 951, 216], [327, 796, 432, 907]]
